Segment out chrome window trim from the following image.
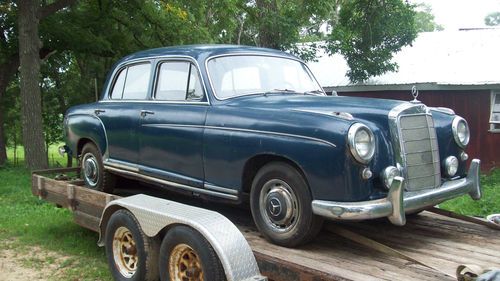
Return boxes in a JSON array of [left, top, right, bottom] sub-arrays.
[[141, 123, 337, 148], [102, 55, 211, 105], [204, 53, 326, 101], [152, 58, 209, 104]]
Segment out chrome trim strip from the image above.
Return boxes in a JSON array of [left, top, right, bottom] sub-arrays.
[[141, 123, 337, 148], [291, 109, 354, 121], [104, 165, 239, 201], [312, 159, 482, 224], [204, 183, 239, 195], [104, 159, 139, 172], [204, 53, 326, 101]]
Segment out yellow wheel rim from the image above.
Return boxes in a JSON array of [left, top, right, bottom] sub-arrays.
[[112, 226, 138, 278], [169, 243, 204, 281]]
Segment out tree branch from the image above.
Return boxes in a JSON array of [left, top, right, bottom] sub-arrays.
[[40, 0, 78, 20]]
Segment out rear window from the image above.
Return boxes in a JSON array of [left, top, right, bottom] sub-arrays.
[[110, 63, 151, 100]]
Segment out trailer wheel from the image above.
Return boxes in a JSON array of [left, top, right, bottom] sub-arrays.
[[105, 210, 159, 281], [81, 142, 115, 192], [250, 162, 324, 247], [159, 225, 226, 281]]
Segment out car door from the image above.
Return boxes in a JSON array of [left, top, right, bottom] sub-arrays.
[[139, 60, 208, 187], [97, 62, 153, 168]]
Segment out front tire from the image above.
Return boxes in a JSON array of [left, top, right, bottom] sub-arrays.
[[105, 210, 160, 281], [159, 225, 226, 281], [250, 162, 323, 247], [81, 142, 115, 192]]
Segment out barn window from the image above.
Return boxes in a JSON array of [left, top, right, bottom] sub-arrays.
[[491, 91, 500, 132]]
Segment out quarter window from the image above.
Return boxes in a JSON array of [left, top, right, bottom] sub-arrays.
[[155, 62, 204, 101], [110, 63, 151, 100], [490, 91, 500, 132]]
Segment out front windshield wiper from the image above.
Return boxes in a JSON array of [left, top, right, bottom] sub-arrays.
[[303, 90, 326, 96], [262, 89, 300, 96]]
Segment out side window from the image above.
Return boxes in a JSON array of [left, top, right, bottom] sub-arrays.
[[110, 68, 127, 99], [122, 63, 151, 100], [155, 61, 204, 101], [490, 91, 500, 132]]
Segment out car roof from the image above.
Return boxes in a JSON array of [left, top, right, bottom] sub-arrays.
[[117, 44, 299, 64]]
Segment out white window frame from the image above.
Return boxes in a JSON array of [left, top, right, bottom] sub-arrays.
[[490, 90, 500, 133]]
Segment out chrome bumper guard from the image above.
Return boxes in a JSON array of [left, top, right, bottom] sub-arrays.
[[312, 159, 481, 226]]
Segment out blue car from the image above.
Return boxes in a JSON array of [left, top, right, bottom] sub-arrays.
[[63, 45, 481, 247]]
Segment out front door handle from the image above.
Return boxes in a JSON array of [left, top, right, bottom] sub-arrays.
[[140, 110, 155, 117], [94, 109, 106, 115]]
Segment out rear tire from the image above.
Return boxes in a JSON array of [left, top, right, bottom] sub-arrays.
[[159, 225, 226, 281], [105, 210, 160, 281], [81, 142, 115, 192], [250, 162, 323, 247]]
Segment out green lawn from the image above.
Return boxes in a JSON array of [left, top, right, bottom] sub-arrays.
[[0, 146, 498, 280], [0, 146, 111, 280]]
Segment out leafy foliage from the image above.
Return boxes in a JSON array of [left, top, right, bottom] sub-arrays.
[[326, 0, 417, 83], [485, 12, 500, 26], [414, 3, 443, 32]]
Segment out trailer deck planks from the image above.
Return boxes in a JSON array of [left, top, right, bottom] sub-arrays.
[[32, 169, 500, 281]]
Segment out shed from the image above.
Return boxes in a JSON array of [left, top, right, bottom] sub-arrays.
[[308, 29, 500, 171]]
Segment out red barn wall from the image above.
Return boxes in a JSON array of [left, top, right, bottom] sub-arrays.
[[337, 90, 499, 172]]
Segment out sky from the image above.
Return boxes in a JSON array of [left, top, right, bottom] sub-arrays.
[[410, 0, 500, 30]]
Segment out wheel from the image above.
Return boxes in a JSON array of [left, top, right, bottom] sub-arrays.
[[250, 162, 323, 247], [159, 225, 226, 281], [105, 210, 159, 281], [81, 142, 115, 192]]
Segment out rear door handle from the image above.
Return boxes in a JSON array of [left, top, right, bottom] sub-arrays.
[[140, 110, 155, 117], [94, 109, 106, 115]]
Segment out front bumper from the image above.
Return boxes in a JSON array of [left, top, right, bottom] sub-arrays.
[[311, 159, 481, 225]]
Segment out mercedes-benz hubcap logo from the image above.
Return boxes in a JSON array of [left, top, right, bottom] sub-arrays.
[[269, 198, 282, 216]]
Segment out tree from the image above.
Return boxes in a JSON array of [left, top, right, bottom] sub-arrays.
[[18, 0, 77, 170], [414, 3, 443, 32], [327, 0, 417, 83], [485, 12, 500, 26]]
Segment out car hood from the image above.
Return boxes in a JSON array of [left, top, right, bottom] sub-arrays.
[[223, 94, 409, 123]]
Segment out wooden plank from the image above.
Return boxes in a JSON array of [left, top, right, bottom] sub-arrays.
[[73, 211, 100, 232]]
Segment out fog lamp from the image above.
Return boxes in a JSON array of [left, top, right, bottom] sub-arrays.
[[444, 156, 459, 177]]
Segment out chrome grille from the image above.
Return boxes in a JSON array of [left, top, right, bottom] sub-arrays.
[[399, 114, 441, 191]]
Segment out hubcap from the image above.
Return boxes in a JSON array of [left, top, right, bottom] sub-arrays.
[[169, 244, 204, 281], [82, 153, 99, 187], [113, 227, 138, 278], [259, 179, 299, 232]]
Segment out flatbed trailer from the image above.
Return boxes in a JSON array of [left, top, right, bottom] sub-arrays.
[[32, 168, 499, 281]]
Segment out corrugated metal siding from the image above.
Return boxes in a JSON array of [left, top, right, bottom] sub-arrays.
[[336, 90, 500, 172]]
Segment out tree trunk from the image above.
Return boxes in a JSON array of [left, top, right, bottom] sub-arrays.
[[255, 0, 280, 49], [0, 56, 20, 166], [18, 0, 49, 170]]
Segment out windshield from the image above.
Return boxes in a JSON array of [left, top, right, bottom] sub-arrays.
[[207, 55, 324, 99]]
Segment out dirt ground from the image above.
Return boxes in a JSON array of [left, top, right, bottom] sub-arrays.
[[0, 241, 70, 281]]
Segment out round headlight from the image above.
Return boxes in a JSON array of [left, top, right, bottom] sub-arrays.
[[444, 156, 459, 177], [348, 123, 375, 164], [452, 116, 470, 148]]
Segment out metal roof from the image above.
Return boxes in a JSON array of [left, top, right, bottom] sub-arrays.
[[307, 29, 500, 91]]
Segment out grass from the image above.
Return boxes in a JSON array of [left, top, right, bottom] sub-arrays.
[[0, 145, 111, 280], [440, 169, 500, 217], [0, 145, 498, 280]]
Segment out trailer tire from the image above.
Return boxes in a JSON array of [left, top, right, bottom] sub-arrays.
[[159, 225, 226, 281], [105, 209, 159, 281], [81, 142, 115, 192], [250, 162, 324, 247]]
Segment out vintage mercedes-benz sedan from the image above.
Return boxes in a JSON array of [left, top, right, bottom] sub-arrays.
[[63, 45, 481, 247]]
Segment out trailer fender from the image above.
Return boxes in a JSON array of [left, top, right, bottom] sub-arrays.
[[98, 194, 266, 281]]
